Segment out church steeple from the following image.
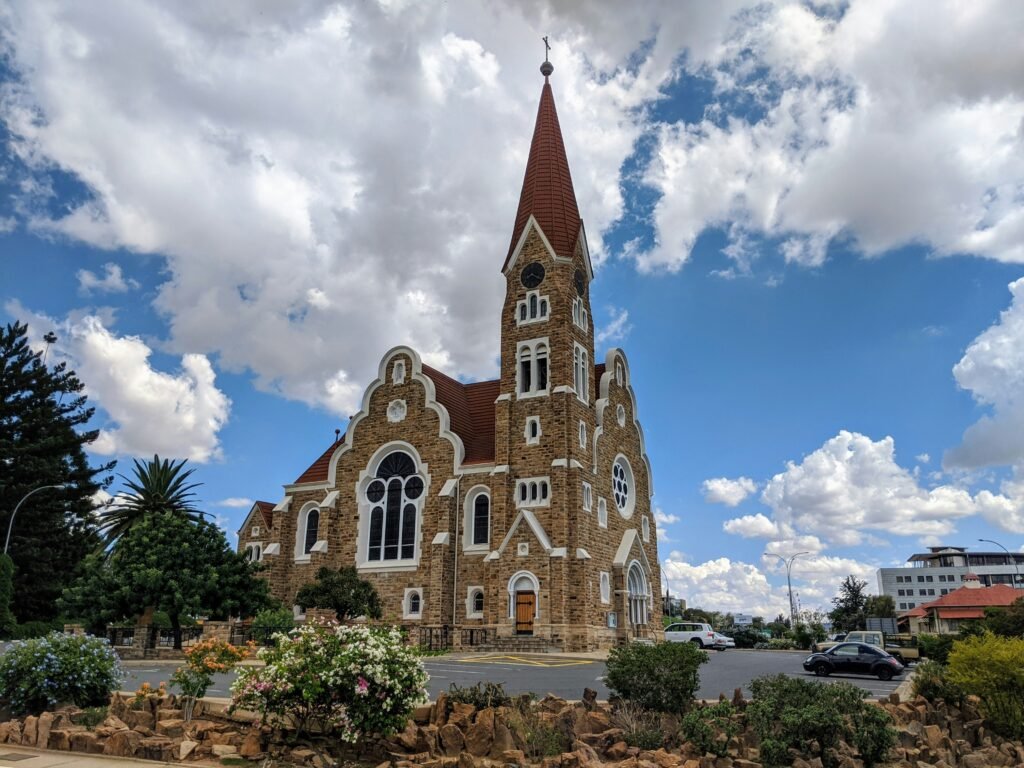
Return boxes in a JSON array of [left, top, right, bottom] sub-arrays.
[[503, 57, 582, 270]]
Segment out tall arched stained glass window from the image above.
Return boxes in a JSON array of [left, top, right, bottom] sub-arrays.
[[365, 451, 422, 562], [472, 494, 490, 546], [303, 509, 319, 554]]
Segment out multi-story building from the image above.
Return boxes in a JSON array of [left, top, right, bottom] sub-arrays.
[[877, 546, 1024, 612], [236, 58, 661, 651]]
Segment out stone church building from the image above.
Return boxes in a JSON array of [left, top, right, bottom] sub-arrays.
[[238, 61, 662, 651]]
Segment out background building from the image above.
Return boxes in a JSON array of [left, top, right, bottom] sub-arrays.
[[877, 546, 1024, 612]]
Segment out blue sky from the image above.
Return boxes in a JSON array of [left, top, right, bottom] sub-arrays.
[[2, 1, 1023, 617]]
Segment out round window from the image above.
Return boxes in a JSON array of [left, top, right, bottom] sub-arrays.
[[612, 455, 635, 518]]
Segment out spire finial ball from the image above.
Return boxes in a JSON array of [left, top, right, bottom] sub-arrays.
[[540, 60, 554, 77]]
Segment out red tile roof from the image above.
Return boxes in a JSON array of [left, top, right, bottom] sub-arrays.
[[294, 437, 344, 484], [504, 80, 581, 270], [935, 607, 987, 619], [253, 500, 275, 529], [924, 584, 1019, 608]]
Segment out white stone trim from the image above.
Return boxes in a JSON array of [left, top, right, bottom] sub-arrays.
[[432, 532, 451, 545], [569, 459, 583, 470], [310, 539, 328, 554], [516, 290, 550, 327], [294, 501, 321, 562], [598, 497, 608, 528], [354, 442, 428, 572], [576, 548, 591, 560], [273, 496, 293, 513], [463, 484, 491, 553], [614, 528, 654, 575], [403, 588, 423, 620], [490, 465, 510, 475], [550, 547, 567, 558], [516, 337, 550, 399], [592, 348, 655, 496], [613, 454, 636, 519], [515, 477, 551, 508], [506, 570, 541, 618], [466, 585, 484, 619], [552, 385, 572, 393], [504, 214, 562, 274], [551, 458, 568, 468], [320, 490, 339, 509], [525, 416, 541, 445], [263, 543, 280, 556], [492, 509, 553, 558], [495, 393, 512, 402], [600, 572, 611, 604], [439, 478, 458, 497]]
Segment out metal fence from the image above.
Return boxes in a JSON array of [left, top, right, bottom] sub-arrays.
[[149, 625, 204, 649], [106, 627, 135, 647], [230, 624, 295, 647], [460, 627, 490, 647], [417, 625, 451, 651]]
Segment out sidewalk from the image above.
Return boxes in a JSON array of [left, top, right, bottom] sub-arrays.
[[0, 746, 181, 767]]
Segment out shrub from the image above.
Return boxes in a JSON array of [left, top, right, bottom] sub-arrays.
[[171, 638, 249, 720], [11, 620, 62, 640], [766, 638, 796, 650], [0, 554, 15, 639], [748, 675, 895, 768], [251, 606, 294, 632], [611, 700, 664, 750], [605, 641, 707, 713], [230, 622, 427, 741], [447, 681, 512, 709], [680, 700, 738, 757], [918, 633, 956, 664], [946, 633, 1024, 739], [0, 632, 123, 716], [911, 660, 964, 705], [509, 700, 569, 760]]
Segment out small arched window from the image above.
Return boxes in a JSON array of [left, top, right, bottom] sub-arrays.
[[473, 590, 484, 613], [409, 592, 421, 614], [472, 493, 489, 546], [303, 509, 319, 554]]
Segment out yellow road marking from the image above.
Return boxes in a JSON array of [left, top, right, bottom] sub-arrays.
[[455, 654, 594, 667]]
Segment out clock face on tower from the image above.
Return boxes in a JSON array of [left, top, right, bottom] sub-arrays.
[[574, 268, 586, 296], [520, 262, 545, 289]]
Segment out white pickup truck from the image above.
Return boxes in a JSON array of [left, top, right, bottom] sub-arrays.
[[811, 630, 920, 664]]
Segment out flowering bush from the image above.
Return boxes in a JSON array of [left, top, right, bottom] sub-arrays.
[[230, 622, 428, 741], [171, 638, 249, 720], [0, 632, 123, 716], [132, 680, 167, 709]]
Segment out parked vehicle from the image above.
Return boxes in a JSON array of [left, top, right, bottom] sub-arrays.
[[714, 632, 736, 649], [811, 630, 920, 664], [802, 642, 906, 681], [664, 622, 723, 649]]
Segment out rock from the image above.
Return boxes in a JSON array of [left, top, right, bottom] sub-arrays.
[[434, 693, 449, 726], [654, 749, 682, 768], [138, 736, 174, 762], [290, 747, 317, 763], [156, 707, 182, 721], [212, 743, 239, 756], [397, 721, 424, 751], [582, 688, 599, 711], [732, 761, 762, 768], [47, 729, 71, 751], [179, 739, 198, 760], [440, 724, 465, 756], [125, 709, 155, 730], [464, 708, 494, 757], [187, 719, 220, 739], [156, 718, 185, 738], [732, 688, 746, 709], [36, 711, 54, 748], [503, 749, 527, 766], [103, 729, 142, 757], [70, 731, 101, 753], [922, 724, 944, 751], [458, 751, 475, 768], [414, 705, 434, 724], [491, 722, 514, 757], [449, 702, 476, 730], [607, 742, 629, 761], [20, 715, 37, 746], [239, 729, 263, 758], [584, 710, 612, 734], [102, 715, 129, 731]]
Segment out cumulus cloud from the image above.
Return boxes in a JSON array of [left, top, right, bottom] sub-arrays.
[[723, 513, 777, 539], [12, 303, 230, 462], [946, 278, 1024, 470], [595, 307, 633, 347], [654, 507, 680, 526], [662, 554, 790, 617], [76, 262, 139, 294], [636, 1, 1024, 272], [702, 476, 757, 506], [216, 497, 255, 508]]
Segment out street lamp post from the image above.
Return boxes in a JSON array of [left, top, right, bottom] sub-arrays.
[[4, 484, 67, 555], [978, 538, 1022, 589], [766, 551, 810, 628]]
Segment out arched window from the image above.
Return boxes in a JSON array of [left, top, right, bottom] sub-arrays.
[[365, 450, 423, 562], [573, 344, 589, 402], [404, 588, 422, 619], [296, 503, 321, 560], [467, 587, 484, 617], [472, 494, 489, 546], [473, 590, 484, 613], [536, 344, 548, 391], [517, 340, 549, 396], [519, 346, 532, 393]]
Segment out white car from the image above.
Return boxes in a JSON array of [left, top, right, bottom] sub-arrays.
[[714, 632, 736, 649], [664, 622, 723, 649]]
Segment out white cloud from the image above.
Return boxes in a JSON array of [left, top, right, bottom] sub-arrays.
[[216, 497, 254, 508], [723, 513, 777, 538], [636, 1, 1024, 272], [654, 507, 680, 526], [76, 262, 139, 294], [702, 476, 758, 506], [916, 453, 931, 464], [0, 217, 16, 233], [662, 554, 790, 617], [595, 307, 633, 347], [946, 278, 1024, 471], [12, 303, 230, 463]]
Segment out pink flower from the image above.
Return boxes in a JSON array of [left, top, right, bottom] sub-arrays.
[[355, 677, 369, 696]]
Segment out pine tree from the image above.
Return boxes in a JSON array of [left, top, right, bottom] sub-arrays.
[[829, 575, 869, 633], [0, 321, 114, 623]]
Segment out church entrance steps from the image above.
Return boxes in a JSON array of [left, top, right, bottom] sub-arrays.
[[470, 637, 561, 654]]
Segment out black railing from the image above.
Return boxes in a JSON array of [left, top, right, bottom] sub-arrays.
[[107, 627, 135, 647], [418, 625, 451, 651], [461, 628, 490, 647], [146, 625, 204, 649], [230, 624, 294, 647]]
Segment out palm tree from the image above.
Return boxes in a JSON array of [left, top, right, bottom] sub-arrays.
[[97, 455, 203, 548]]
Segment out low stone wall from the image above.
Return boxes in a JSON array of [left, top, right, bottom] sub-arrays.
[[0, 689, 1021, 768]]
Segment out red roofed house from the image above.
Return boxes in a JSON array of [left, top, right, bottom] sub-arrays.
[[236, 59, 661, 651], [898, 576, 1021, 635]]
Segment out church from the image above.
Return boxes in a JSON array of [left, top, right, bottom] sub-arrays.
[[238, 58, 662, 651]]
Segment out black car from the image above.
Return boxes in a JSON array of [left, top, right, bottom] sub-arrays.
[[802, 642, 905, 681]]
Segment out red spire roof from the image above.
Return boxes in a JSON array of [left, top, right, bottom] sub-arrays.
[[504, 76, 582, 269]]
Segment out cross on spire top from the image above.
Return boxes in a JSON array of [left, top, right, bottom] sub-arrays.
[[540, 35, 554, 78]]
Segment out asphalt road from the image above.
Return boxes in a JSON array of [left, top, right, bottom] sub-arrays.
[[121, 649, 908, 702]]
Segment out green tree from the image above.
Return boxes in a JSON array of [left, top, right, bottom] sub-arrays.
[[296, 566, 382, 622], [60, 512, 271, 647], [985, 598, 1024, 638], [0, 322, 113, 623], [829, 575, 869, 633], [0, 554, 15, 637], [98, 455, 202, 548], [864, 594, 896, 619]]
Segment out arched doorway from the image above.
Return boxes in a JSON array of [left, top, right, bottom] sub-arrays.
[[627, 562, 649, 634], [508, 571, 539, 636]]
